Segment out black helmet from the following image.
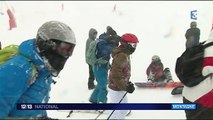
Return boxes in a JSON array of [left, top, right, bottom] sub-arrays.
[[36, 21, 76, 77]]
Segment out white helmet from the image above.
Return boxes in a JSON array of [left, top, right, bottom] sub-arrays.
[[152, 55, 160, 62], [37, 21, 76, 45], [36, 21, 76, 77]]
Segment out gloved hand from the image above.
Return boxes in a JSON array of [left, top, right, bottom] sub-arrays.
[[126, 81, 135, 93]]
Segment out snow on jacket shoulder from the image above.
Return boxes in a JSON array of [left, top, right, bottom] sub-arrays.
[[108, 46, 131, 91], [0, 39, 53, 118]]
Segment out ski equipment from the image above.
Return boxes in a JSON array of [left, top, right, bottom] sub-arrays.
[[171, 86, 184, 95], [0, 44, 37, 79], [86, 39, 108, 66], [175, 41, 213, 87], [62, 110, 104, 118], [135, 81, 183, 88], [106, 92, 128, 120], [36, 21, 76, 77], [120, 33, 139, 54], [120, 33, 139, 45], [0, 44, 18, 65]]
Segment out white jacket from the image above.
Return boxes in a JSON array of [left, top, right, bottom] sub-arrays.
[[183, 30, 213, 102]]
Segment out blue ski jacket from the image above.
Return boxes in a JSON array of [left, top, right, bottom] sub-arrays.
[[0, 39, 53, 119], [96, 33, 114, 62]]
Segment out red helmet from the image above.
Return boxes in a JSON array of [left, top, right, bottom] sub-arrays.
[[120, 33, 139, 45]]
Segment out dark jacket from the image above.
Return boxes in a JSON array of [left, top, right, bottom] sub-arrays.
[[96, 40, 113, 62], [108, 46, 131, 91], [96, 33, 117, 62]]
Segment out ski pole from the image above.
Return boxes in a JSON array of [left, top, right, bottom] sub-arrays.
[[94, 110, 105, 120], [95, 91, 128, 120], [67, 110, 73, 118], [106, 91, 128, 120]]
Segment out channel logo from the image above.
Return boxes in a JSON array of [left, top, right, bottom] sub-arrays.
[[190, 10, 197, 20]]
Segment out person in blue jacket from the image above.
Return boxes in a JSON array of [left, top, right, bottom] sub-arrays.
[[89, 26, 119, 104], [0, 21, 76, 119]]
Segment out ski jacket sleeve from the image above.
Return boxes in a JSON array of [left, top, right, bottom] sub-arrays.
[[185, 29, 191, 40], [0, 56, 33, 118], [109, 52, 130, 91], [9, 69, 53, 117], [146, 64, 151, 76], [85, 38, 93, 63], [202, 41, 213, 76]]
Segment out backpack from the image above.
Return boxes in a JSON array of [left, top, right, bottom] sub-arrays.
[[86, 39, 108, 66], [0, 44, 37, 79], [175, 41, 213, 87], [0, 44, 19, 65]]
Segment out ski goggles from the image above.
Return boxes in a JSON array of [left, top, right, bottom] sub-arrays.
[[127, 43, 137, 49], [56, 42, 75, 58]]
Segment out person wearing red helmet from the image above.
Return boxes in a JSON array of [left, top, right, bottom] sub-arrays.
[[108, 33, 138, 119]]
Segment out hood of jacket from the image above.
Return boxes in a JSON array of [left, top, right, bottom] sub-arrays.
[[89, 28, 97, 40], [18, 39, 46, 69]]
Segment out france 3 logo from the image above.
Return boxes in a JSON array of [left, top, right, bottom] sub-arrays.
[[190, 10, 197, 20], [21, 104, 33, 110]]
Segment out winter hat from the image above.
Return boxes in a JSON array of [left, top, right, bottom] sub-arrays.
[[190, 21, 197, 28], [106, 26, 117, 36]]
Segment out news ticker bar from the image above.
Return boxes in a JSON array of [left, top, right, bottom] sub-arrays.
[[17, 103, 196, 110]]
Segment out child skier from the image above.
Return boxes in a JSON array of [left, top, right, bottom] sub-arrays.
[[146, 55, 173, 83], [108, 33, 138, 119]]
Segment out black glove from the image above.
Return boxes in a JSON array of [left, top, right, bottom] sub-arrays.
[[126, 81, 135, 93]]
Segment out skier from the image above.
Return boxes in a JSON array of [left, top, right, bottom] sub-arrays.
[[185, 21, 200, 49], [85, 28, 98, 90], [7, 8, 17, 30], [182, 29, 213, 119], [146, 55, 173, 83], [89, 26, 119, 104], [108, 33, 138, 119], [0, 21, 76, 119]]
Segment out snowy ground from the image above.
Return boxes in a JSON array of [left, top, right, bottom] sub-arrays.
[[0, 1, 213, 119]]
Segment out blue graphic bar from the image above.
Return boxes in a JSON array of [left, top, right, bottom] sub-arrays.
[[17, 103, 196, 110]]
